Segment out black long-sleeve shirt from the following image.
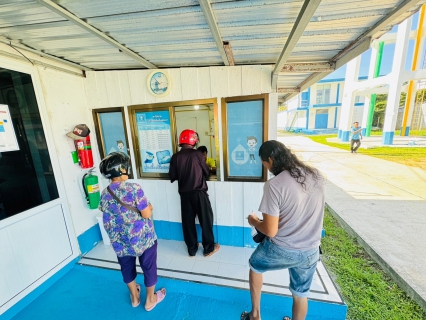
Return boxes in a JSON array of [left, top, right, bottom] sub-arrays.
[[168, 147, 210, 194]]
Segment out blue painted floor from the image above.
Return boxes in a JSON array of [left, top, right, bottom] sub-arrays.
[[11, 264, 344, 320]]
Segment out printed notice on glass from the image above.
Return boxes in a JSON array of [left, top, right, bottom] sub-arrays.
[[0, 104, 19, 152], [227, 100, 263, 178], [136, 110, 173, 173]]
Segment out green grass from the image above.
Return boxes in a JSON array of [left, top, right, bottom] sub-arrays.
[[308, 135, 426, 170], [322, 209, 426, 319], [370, 129, 426, 137]]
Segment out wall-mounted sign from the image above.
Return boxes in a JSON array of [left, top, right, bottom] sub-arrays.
[[136, 110, 173, 173], [226, 100, 263, 178], [0, 104, 19, 152]]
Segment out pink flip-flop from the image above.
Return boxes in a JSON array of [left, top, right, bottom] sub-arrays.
[[145, 288, 166, 312], [131, 284, 141, 308]]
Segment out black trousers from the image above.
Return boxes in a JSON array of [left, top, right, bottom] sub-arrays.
[[180, 191, 215, 256], [351, 139, 361, 152]]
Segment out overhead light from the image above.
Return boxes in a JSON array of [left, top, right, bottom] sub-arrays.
[[194, 105, 200, 110]]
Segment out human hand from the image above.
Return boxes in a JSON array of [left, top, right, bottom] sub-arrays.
[[247, 211, 259, 226]]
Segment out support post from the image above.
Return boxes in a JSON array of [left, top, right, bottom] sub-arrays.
[[365, 41, 384, 136], [338, 56, 361, 141], [382, 18, 412, 145], [401, 4, 425, 136]]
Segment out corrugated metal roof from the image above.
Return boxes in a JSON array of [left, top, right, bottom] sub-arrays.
[[0, 0, 424, 97]]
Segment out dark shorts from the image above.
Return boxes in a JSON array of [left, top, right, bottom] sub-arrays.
[[116, 240, 158, 287]]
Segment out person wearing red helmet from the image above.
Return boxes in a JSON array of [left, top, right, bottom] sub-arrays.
[[168, 129, 220, 257]]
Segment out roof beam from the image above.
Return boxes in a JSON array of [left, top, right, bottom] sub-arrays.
[[0, 36, 92, 71], [35, 0, 157, 69], [281, 62, 336, 73], [331, 0, 425, 63], [272, 0, 322, 89], [278, 88, 300, 94], [198, 0, 230, 66], [282, 37, 371, 102], [278, 0, 425, 100]]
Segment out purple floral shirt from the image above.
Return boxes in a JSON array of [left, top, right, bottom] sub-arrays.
[[98, 181, 157, 257]]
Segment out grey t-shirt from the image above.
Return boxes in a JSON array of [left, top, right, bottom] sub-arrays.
[[259, 169, 325, 250]]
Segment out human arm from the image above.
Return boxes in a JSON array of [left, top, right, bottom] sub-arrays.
[[248, 211, 279, 238], [168, 155, 177, 183], [134, 184, 153, 219], [198, 152, 210, 177], [140, 202, 153, 219]]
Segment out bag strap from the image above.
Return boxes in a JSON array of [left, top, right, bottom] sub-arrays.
[[107, 186, 140, 214]]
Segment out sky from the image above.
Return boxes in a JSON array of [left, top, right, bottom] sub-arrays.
[[324, 11, 422, 79]]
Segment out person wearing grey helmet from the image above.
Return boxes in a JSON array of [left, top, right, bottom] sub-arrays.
[[98, 152, 166, 311]]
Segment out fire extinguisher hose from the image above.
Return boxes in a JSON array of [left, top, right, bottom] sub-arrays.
[[82, 173, 89, 204]]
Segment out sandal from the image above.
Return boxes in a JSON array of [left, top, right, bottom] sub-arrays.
[[241, 311, 250, 320], [283, 317, 292, 320], [204, 243, 220, 257], [145, 288, 166, 312], [131, 284, 141, 308]]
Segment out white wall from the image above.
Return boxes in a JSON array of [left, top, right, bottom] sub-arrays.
[[0, 44, 83, 315], [308, 109, 316, 129], [277, 111, 288, 130], [37, 68, 105, 238], [287, 95, 299, 110], [83, 65, 277, 231]]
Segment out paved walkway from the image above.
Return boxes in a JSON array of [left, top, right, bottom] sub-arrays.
[[278, 135, 426, 310]]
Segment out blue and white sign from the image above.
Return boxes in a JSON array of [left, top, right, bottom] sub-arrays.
[[136, 110, 173, 173], [227, 100, 263, 178], [99, 112, 128, 156]]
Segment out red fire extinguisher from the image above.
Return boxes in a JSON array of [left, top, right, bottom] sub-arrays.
[[75, 135, 94, 169]]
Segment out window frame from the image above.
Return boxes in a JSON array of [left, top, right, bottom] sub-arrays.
[[128, 98, 219, 179], [221, 94, 269, 182], [92, 107, 131, 160]]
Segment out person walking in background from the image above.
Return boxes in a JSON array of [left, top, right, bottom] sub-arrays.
[[169, 129, 220, 257], [350, 121, 363, 153], [197, 145, 216, 174], [98, 152, 166, 312], [241, 140, 325, 320]]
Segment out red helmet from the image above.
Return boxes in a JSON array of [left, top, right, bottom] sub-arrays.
[[179, 129, 199, 146]]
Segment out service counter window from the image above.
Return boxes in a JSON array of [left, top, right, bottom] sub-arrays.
[[128, 99, 219, 180], [221, 94, 269, 182]]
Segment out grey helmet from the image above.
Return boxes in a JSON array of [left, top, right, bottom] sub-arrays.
[[99, 152, 131, 179]]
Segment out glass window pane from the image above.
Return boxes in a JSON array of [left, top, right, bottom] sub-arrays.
[[99, 112, 129, 156], [135, 110, 173, 175], [226, 100, 263, 178], [0, 68, 59, 221]]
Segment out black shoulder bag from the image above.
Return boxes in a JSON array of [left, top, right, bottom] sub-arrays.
[[107, 186, 140, 215]]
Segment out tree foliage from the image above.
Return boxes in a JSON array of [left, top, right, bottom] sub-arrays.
[[371, 90, 425, 128]]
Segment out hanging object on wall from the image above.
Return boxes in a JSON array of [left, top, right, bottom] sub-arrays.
[[66, 124, 94, 168], [147, 70, 171, 97], [82, 170, 100, 209]]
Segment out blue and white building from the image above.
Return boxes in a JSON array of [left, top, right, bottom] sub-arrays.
[[279, 78, 367, 132]]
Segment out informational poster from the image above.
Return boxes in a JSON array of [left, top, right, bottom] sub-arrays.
[[227, 100, 263, 178], [136, 110, 173, 173], [0, 104, 19, 152], [99, 112, 128, 156]]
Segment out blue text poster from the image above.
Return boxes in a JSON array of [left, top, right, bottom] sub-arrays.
[[136, 110, 173, 173], [227, 100, 263, 177]]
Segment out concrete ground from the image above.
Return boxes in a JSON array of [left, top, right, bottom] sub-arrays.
[[278, 135, 426, 310]]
